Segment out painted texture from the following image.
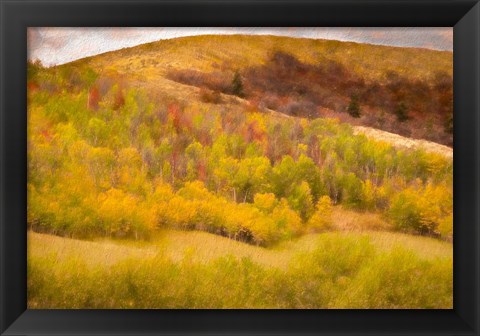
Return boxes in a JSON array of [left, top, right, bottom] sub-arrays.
[[28, 27, 452, 66], [27, 29, 453, 309]]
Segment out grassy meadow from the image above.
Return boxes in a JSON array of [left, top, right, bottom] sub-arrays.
[[29, 228, 452, 309], [27, 34, 453, 309]]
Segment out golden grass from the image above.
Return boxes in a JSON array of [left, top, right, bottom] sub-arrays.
[[73, 34, 452, 84], [330, 206, 392, 231], [353, 126, 453, 158], [365, 231, 452, 260], [29, 225, 452, 271], [28, 230, 453, 308], [28, 232, 159, 267], [275, 231, 451, 260], [152, 230, 289, 268]]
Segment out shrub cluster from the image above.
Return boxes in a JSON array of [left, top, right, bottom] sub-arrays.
[[166, 51, 453, 146]]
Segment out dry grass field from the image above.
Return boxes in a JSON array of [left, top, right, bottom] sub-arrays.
[[28, 227, 452, 309]]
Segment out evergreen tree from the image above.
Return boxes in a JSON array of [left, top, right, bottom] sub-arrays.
[[231, 71, 245, 97], [394, 101, 409, 122], [347, 94, 361, 118], [444, 112, 453, 134]]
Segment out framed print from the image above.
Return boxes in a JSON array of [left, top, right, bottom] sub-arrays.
[[1, 0, 479, 335]]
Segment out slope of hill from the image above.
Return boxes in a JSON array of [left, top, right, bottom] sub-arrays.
[[353, 126, 453, 158], [69, 34, 453, 146], [76, 34, 452, 81], [29, 228, 452, 269]]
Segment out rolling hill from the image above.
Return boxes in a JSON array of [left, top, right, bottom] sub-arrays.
[[75, 34, 452, 81], [66, 34, 453, 146]]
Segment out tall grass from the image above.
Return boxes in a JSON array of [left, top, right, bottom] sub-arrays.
[[28, 234, 452, 309]]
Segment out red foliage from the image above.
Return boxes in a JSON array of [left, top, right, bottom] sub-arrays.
[[88, 86, 100, 110], [167, 50, 453, 146], [168, 103, 182, 131], [168, 103, 192, 133], [197, 161, 207, 181], [27, 81, 39, 93], [40, 129, 52, 142], [167, 69, 230, 93]]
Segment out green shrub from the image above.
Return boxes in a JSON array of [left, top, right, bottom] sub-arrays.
[[28, 235, 452, 309], [333, 248, 453, 308]]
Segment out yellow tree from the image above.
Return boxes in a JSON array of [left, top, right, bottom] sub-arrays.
[[308, 195, 333, 232]]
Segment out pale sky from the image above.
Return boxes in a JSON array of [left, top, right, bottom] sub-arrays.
[[28, 27, 453, 67]]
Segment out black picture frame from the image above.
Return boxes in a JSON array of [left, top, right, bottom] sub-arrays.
[[1, 0, 479, 335]]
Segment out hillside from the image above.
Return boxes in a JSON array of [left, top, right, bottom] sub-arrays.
[[77, 34, 452, 81], [70, 34, 453, 146], [353, 126, 453, 158]]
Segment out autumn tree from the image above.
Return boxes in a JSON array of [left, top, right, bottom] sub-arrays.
[[27, 59, 44, 81], [288, 181, 314, 221], [27, 65, 453, 245], [308, 195, 333, 232], [233, 157, 271, 202], [87, 86, 100, 110], [253, 193, 278, 213]]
